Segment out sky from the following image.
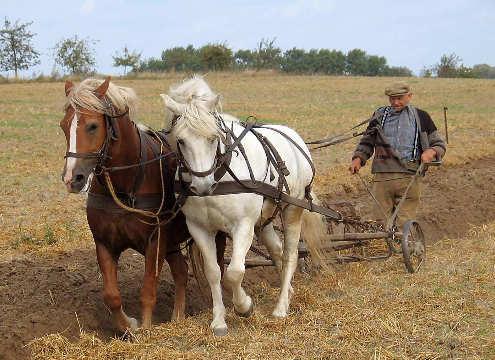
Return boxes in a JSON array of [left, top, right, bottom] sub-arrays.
[[2, 0, 495, 77]]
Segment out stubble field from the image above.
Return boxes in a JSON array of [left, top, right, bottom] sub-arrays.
[[0, 73, 494, 359]]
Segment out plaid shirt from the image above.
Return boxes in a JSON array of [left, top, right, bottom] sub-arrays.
[[353, 105, 446, 173]]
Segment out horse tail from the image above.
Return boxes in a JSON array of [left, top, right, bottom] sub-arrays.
[[300, 192, 332, 270]]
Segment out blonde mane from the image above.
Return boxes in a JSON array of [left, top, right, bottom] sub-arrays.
[[165, 75, 223, 138], [66, 78, 138, 121]]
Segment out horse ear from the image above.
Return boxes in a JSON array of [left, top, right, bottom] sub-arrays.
[[160, 94, 186, 114], [204, 94, 220, 110], [65, 80, 74, 97], [95, 76, 111, 98]]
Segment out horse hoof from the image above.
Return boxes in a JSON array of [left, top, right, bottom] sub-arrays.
[[128, 317, 139, 331], [213, 327, 228, 337], [272, 308, 287, 318], [235, 301, 255, 318]]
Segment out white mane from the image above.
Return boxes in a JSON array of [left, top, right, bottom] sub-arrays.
[[66, 78, 138, 121], [164, 75, 223, 138]]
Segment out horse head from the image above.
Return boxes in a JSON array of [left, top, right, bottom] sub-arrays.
[[60, 77, 135, 193], [160, 78, 222, 195]]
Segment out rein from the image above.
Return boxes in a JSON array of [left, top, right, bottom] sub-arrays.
[[305, 112, 382, 149]]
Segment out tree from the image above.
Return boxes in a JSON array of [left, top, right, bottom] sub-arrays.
[[254, 38, 281, 70], [54, 35, 97, 75], [420, 66, 433, 78], [0, 18, 40, 78], [161, 45, 202, 72], [199, 43, 233, 71], [137, 57, 167, 72], [318, 49, 346, 75], [281, 48, 308, 73], [234, 49, 255, 69], [472, 64, 495, 79], [281, 48, 347, 75], [434, 53, 462, 78], [366, 55, 387, 76], [113, 46, 141, 75], [384, 66, 413, 77], [346, 49, 368, 75]]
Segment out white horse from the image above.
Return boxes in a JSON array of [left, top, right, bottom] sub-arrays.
[[160, 76, 327, 336]]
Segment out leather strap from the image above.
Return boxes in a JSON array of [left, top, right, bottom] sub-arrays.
[[174, 180, 343, 221]]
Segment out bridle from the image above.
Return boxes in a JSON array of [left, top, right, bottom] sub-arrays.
[[64, 101, 128, 176], [176, 139, 223, 178], [174, 112, 257, 184]]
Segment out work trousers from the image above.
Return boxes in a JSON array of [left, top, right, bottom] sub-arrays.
[[371, 172, 422, 228]]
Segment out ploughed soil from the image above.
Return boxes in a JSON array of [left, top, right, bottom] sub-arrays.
[[1, 157, 494, 360]]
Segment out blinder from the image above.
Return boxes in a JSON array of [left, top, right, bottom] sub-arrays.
[[107, 113, 120, 141]]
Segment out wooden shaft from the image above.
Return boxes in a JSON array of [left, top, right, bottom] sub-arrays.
[[443, 106, 449, 144], [328, 232, 390, 241]]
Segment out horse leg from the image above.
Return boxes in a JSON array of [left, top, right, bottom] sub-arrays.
[[187, 221, 227, 336], [95, 242, 138, 332], [259, 223, 294, 296], [259, 200, 284, 273], [259, 224, 283, 272], [272, 205, 304, 318], [223, 221, 254, 317], [140, 238, 165, 329], [215, 232, 227, 278], [165, 246, 188, 321]]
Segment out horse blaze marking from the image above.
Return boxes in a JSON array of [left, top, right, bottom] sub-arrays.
[[65, 112, 78, 183]]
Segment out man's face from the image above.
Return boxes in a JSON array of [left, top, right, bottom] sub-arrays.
[[388, 93, 412, 111]]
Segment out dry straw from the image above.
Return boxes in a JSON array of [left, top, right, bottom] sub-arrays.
[[30, 222, 495, 359]]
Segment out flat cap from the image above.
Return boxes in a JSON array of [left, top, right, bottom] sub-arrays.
[[384, 81, 411, 96]]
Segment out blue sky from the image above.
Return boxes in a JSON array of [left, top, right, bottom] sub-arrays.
[[2, 0, 494, 76]]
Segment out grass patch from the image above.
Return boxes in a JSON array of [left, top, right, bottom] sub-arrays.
[[12, 224, 58, 249]]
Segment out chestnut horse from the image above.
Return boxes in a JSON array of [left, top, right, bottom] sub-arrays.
[[60, 77, 225, 332]]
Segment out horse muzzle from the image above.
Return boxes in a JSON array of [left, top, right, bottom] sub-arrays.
[[63, 172, 88, 193], [62, 158, 95, 193], [189, 178, 218, 196]]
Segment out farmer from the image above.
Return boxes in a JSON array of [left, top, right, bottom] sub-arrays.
[[349, 81, 446, 227]]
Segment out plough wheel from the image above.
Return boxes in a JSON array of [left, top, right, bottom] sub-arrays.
[[401, 220, 426, 273]]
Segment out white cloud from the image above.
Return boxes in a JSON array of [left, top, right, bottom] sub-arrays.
[[80, 0, 95, 15]]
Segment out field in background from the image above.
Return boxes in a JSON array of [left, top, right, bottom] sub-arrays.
[[1, 73, 494, 253], [0, 74, 494, 359]]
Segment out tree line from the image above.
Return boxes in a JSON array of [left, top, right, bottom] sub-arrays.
[[1, 18, 494, 79], [136, 40, 413, 76]]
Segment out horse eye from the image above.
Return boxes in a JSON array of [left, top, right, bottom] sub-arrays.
[[208, 137, 216, 144], [86, 123, 98, 133], [177, 138, 185, 146]]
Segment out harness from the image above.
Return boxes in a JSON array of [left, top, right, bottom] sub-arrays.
[[64, 100, 175, 210], [173, 114, 344, 227], [65, 98, 184, 275]]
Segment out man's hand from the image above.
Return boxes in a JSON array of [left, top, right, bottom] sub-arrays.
[[349, 157, 362, 174], [421, 148, 437, 163]]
